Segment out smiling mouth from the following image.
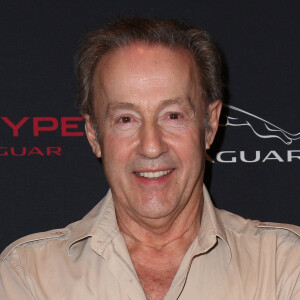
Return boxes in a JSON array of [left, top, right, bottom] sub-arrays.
[[135, 169, 173, 179]]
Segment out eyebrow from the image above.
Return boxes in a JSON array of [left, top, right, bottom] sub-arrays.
[[158, 97, 195, 110], [106, 102, 136, 116], [106, 97, 195, 115]]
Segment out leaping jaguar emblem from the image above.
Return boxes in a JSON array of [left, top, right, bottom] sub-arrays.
[[220, 105, 300, 145]]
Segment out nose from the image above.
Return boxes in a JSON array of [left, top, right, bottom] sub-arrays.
[[138, 122, 167, 159]]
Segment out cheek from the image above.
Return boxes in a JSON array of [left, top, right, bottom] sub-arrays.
[[168, 127, 205, 160], [102, 131, 136, 169]]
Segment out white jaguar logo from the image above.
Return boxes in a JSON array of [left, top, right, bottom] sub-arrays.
[[220, 105, 300, 145]]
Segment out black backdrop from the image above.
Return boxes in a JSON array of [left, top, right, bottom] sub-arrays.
[[1, 0, 299, 252]]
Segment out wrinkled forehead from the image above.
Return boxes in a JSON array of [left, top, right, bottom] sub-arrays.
[[92, 43, 201, 105]]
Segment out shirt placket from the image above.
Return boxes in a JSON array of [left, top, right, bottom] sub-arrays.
[[101, 234, 147, 300]]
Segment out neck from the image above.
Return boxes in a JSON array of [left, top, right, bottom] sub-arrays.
[[115, 193, 203, 251], [115, 190, 204, 300]]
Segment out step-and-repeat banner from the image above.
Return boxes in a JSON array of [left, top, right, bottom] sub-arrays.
[[1, 1, 299, 252]]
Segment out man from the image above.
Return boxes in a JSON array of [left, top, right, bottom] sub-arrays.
[[0, 17, 299, 300]]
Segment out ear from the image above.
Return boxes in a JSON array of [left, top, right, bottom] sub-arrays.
[[205, 100, 222, 149], [83, 114, 102, 158]]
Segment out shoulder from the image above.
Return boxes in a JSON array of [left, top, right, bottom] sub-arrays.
[[256, 221, 300, 245], [218, 209, 300, 246], [0, 226, 73, 262], [0, 192, 112, 263]]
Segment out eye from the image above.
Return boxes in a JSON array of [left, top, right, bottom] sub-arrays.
[[168, 113, 181, 120], [118, 116, 132, 123]]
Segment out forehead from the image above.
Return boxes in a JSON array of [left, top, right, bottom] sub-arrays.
[[92, 43, 201, 109]]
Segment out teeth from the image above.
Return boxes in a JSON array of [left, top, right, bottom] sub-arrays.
[[136, 169, 172, 179]]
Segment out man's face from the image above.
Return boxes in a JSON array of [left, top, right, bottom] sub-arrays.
[[85, 44, 221, 224]]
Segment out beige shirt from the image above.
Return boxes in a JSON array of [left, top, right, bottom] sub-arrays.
[[1, 186, 300, 300]]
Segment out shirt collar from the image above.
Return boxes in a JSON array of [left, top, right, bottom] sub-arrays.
[[196, 185, 232, 264], [67, 189, 119, 256], [67, 186, 232, 263]]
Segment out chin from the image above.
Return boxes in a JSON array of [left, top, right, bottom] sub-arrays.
[[133, 197, 177, 220]]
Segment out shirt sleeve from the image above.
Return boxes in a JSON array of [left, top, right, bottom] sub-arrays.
[[0, 251, 36, 300]]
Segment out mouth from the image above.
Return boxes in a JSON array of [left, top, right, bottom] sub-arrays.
[[134, 169, 174, 179]]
